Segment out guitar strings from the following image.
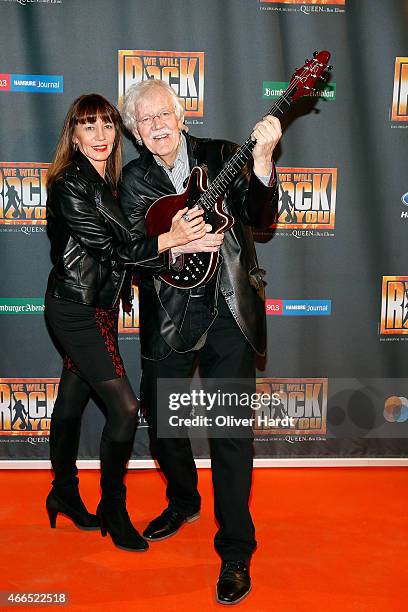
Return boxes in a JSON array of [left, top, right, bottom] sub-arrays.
[[195, 61, 319, 211]]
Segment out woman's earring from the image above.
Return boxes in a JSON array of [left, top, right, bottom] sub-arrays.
[[73, 142, 78, 151]]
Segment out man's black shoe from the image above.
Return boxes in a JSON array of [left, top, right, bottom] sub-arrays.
[[143, 508, 200, 541], [216, 560, 251, 605]]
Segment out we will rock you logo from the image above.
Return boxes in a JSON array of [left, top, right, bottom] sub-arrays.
[[0, 379, 59, 436], [0, 163, 49, 225], [254, 378, 327, 437], [118, 50, 204, 119], [273, 168, 337, 234], [380, 276, 408, 336], [391, 57, 408, 123], [118, 282, 139, 334]]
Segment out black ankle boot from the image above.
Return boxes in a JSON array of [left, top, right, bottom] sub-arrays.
[[46, 487, 100, 530], [47, 417, 99, 530], [98, 436, 148, 552]]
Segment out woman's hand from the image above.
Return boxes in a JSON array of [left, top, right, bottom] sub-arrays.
[[158, 206, 207, 252], [172, 224, 224, 255]]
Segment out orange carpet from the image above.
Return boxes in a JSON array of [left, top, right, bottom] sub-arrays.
[[0, 467, 407, 611]]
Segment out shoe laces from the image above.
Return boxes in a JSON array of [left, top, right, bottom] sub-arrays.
[[162, 508, 183, 525], [220, 561, 248, 581]]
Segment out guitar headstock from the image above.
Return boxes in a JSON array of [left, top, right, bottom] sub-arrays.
[[289, 50, 332, 101]]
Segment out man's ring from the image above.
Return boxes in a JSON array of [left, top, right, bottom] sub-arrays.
[[183, 213, 190, 222]]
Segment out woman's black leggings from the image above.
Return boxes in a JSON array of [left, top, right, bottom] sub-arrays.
[[53, 368, 138, 443]]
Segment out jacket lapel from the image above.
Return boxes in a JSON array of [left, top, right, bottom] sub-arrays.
[[138, 148, 176, 195], [186, 134, 199, 169]]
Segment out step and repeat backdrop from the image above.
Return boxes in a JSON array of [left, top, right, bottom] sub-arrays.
[[0, 0, 407, 463]]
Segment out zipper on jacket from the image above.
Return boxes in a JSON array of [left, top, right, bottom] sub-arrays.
[[66, 254, 82, 268], [63, 244, 79, 259], [112, 269, 127, 307]]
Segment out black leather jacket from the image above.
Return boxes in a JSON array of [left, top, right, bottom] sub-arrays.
[[46, 151, 165, 308], [120, 134, 279, 358]]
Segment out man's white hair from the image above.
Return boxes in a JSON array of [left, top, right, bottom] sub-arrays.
[[121, 79, 185, 136]]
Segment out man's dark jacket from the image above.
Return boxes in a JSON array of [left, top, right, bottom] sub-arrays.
[[120, 134, 279, 358]]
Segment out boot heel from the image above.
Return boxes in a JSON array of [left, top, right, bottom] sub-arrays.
[[99, 515, 107, 537], [47, 506, 58, 529]]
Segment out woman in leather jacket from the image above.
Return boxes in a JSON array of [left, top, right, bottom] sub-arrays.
[[44, 93, 206, 551]]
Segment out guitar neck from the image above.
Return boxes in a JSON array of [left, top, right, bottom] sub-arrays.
[[199, 84, 296, 209]]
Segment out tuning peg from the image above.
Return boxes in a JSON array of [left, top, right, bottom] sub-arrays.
[[327, 65, 333, 71], [313, 51, 318, 58], [319, 74, 327, 81]]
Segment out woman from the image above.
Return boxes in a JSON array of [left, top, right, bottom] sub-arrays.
[[45, 93, 205, 551]]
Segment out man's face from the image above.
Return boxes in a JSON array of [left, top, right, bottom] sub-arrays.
[[135, 89, 183, 168]]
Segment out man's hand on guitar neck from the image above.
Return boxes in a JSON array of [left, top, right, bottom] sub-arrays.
[[251, 115, 282, 178]]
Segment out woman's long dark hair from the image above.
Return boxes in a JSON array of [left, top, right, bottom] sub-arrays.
[[47, 93, 123, 188]]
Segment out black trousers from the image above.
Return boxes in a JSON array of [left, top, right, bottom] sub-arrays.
[[141, 295, 256, 561]]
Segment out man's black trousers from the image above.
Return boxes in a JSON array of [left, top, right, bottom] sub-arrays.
[[140, 295, 257, 561]]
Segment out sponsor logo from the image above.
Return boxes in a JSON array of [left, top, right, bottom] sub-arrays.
[[384, 396, 408, 423], [118, 283, 139, 334], [380, 276, 408, 336], [263, 81, 336, 100], [118, 50, 204, 121], [265, 299, 283, 315], [399, 192, 408, 221], [0, 378, 59, 436], [0, 163, 49, 228], [0, 298, 44, 314], [266, 299, 331, 316], [0, 74, 63, 93], [391, 58, 408, 122], [255, 377, 328, 438]]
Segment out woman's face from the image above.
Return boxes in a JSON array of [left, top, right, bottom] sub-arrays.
[[72, 115, 116, 174]]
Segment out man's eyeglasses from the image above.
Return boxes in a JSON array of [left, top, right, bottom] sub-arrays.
[[137, 109, 175, 127]]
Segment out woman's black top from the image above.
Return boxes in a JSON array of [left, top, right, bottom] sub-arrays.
[[46, 151, 166, 308]]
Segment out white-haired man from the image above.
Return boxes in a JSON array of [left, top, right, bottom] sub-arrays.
[[120, 79, 281, 605]]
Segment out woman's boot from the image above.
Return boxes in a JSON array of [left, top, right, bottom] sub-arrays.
[[97, 435, 148, 551], [46, 416, 99, 530]]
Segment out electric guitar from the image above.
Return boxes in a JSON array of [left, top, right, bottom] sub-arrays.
[[145, 50, 332, 289]]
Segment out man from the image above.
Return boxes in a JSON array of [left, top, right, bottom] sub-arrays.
[[120, 79, 281, 605]]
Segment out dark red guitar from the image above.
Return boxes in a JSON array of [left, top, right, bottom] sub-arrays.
[[145, 50, 332, 289]]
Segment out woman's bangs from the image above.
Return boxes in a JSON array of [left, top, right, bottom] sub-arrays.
[[74, 96, 117, 126]]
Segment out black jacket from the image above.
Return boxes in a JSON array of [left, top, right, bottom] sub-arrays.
[[46, 151, 165, 308], [120, 134, 279, 358]]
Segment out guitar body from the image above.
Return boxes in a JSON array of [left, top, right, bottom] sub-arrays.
[[144, 50, 331, 290], [145, 166, 234, 289]]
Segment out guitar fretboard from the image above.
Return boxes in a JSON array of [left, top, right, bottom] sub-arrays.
[[197, 81, 299, 211]]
